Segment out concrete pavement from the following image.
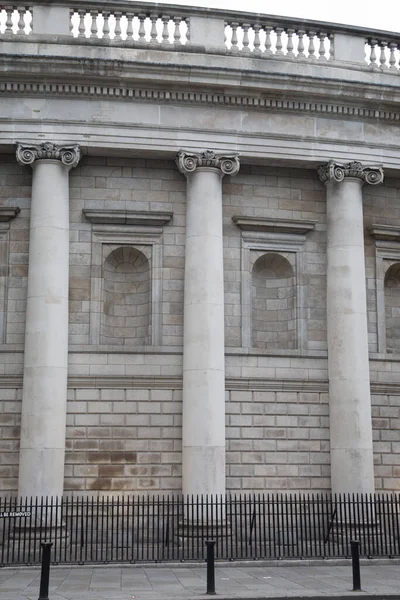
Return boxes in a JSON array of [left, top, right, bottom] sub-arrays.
[[1, 561, 400, 600]]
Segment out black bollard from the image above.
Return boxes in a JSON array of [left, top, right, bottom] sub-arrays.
[[351, 539, 361, 591], [38, 541, 53, 600], [205, 540, 216, 595]]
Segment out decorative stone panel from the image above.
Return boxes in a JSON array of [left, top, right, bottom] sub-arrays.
[[369, 225, 400, 354], [0, 208, 20, 344], [232, 216, 316, 351], [83, 210, 172, 347]]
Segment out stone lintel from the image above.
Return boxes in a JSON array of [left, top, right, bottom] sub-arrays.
[[82, 209, 173, 227], [232, 215, 317, 235]]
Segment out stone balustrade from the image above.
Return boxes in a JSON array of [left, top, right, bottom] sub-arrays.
[[70, 6, 189, 45], [1, 1, 400, 71], [225, 22, 333, 61]]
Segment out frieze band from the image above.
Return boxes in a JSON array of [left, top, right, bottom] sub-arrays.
[[16, 142, 81, 169], [317, 160, 384, 185], [176, 150, 240, 177]]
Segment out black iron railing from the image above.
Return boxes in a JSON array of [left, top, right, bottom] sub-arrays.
[[1, 494, 400, 565]]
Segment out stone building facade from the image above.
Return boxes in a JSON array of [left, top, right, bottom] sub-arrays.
[[0, 2, 400, 498]]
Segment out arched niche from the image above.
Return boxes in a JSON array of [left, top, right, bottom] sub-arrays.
[[101, 246, 151, 346], [251, 252, 296, 350]]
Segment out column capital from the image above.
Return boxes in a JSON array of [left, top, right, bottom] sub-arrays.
[[16, 141, 81, 169], [317, 160, 384, 186], [176, 149, 240, 177]]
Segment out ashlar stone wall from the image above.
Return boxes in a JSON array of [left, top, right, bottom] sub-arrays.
[[1, 158, 400, 494], [226, 389, 330, 494], [65, 387, 182, 495]]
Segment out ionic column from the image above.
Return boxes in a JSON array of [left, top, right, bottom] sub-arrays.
[[16, 142, 81, 499], [176, 150, 240, 497], [318, 160, 384, 495]]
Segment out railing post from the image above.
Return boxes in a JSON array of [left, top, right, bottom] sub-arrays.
[[333, 33, 366, 64], [38, 541, 53, 600], [205, 540, 216, 595], [351, 539, 361, 591], [31, 4, 71, 36], [188, 16, 226, 50]]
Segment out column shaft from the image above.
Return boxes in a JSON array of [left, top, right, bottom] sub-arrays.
[[326, 178, 374, 494], [177, 150, 240, 497], [183, 167, 225, 497], [16, 143, 80, 498], [319, 160, 383, 495]]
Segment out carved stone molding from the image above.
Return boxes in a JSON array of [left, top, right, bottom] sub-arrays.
[[83, 209, 173, 227], [317, 160, 384, 185], [176, 149, 240, 176], [232, 216, 317, 235], [0, 207, 20, 222], [2, 83, 400, 123], [369, 224, 400, 243], [16, 141, 81, 169]]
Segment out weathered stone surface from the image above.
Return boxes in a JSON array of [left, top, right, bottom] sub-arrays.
[[1, 3, 400, 497]]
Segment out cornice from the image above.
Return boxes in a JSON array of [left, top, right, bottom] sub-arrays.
[[1, 49, 400, 103], [1, 80, 400, 124], [369, 224, 400, 242], [0, 207, 20, 222], [232, 216, 317, 235], [83, 209, 173, 227]]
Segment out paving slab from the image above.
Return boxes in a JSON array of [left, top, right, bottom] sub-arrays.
[[0, 562, 400, 600]]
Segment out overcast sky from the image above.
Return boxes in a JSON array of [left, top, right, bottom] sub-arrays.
[[147, 0, 400, 33]]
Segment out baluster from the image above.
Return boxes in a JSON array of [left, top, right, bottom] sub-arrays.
[[185, 18, 190, 44], [308, 30, 316, 60], [173, 16, 182, 45], [253, 24, 261, 55], [69, 9, 74, 35], [126, 12, 133, 39], [150, 13, 158, 44], [17, 6, 25, 35], [161, 15, 170, 44], [379, 41, 388, 70], [275, 27, 283, 56], [242, 23, 250, 53], [318, 32, 327, 60], [328, 33, 334, 60], [264, 26, 272, 56], [286, 28, 294, 58], [369, 39, 378, 69], [103, 11, 110, 40], [389, 42, 398, 71], [138, 14, 146, 42], [5, 7, 14, 35], [230, 22, 239, 52], [297, 29, 305, 59], [90, 10, 98, 39], [78, 9, 85, 38], [114, 11, 122, 40]]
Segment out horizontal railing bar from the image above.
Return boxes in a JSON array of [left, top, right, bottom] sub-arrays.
[[14, 0, 400, 43], [1, 493, 400, 566]]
